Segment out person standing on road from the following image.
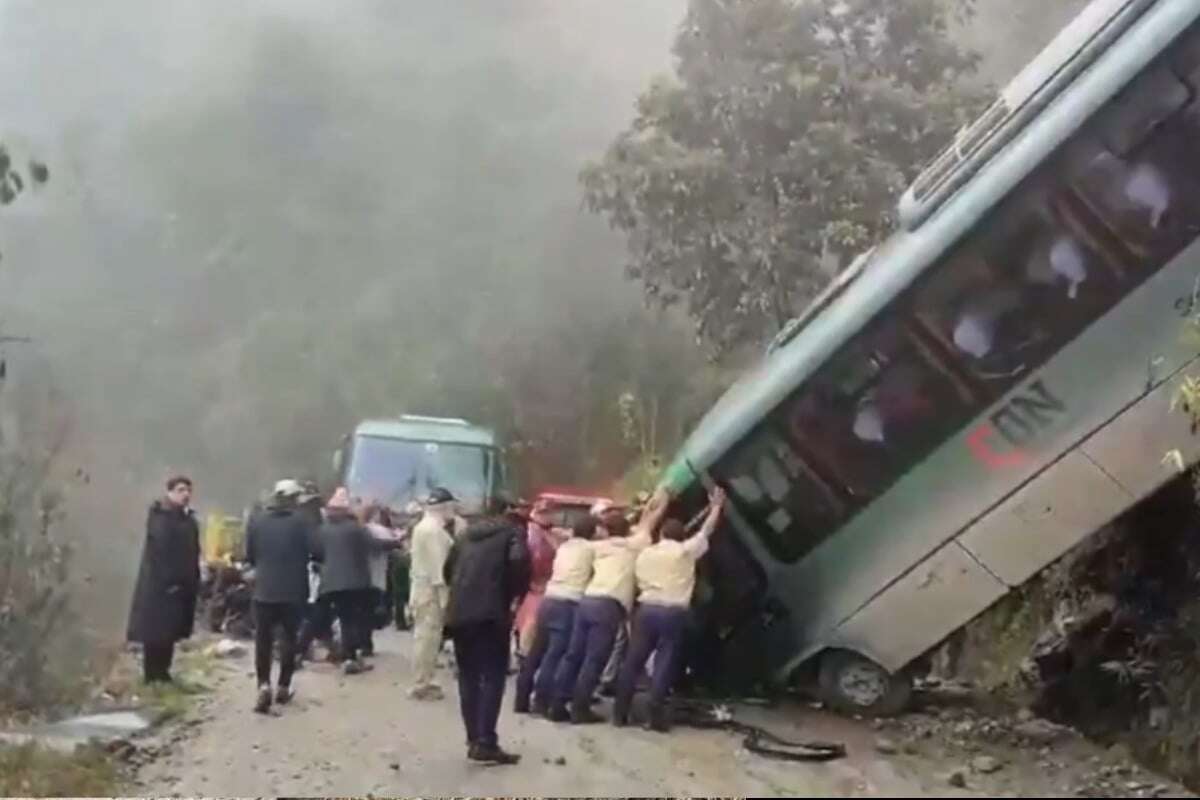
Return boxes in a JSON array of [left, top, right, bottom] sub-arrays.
[[443, 494, 531, 765], [294, 482, 331, 666], [127, 476, 201, 684], [362, 504, 407, 657], [513, 514, 597, 715], [408, 488, 458, 700], [613, 486, 725, 731], [512, 500, 567, 664], [245, 479, 321, 714], [316, 488, 400, 675], [550, 488, 670, 724]]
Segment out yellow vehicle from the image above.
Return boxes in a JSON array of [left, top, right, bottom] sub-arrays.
[[202, 512, 245, 564]]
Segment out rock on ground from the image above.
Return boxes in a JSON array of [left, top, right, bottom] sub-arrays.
[[130, 630, 1190, 798]]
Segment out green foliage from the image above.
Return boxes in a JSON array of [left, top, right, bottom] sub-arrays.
[[0, 743, 118, 797], [582, 0, 986, 353], [0, 443, 75, 712]]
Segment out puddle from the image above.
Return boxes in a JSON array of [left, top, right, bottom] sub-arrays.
[[0, 710, 154, 752]]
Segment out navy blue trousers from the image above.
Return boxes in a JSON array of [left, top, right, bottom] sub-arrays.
[[514, 596, 578, 711], [553, 596, 625, 713], [613, 603, 688, 723]]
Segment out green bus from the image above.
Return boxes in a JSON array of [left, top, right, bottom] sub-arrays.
[[334, 414, 510, 516], [661, 0, 1200, 715]]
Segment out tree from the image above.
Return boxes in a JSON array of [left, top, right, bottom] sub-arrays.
[[0, 147, 71, 711], [582, 0, 985, 355]]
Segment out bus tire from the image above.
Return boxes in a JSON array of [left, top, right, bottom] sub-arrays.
[[817, 650, 912, 718]]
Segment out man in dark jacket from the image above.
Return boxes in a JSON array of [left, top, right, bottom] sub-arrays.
[[443, 494, 531, 765], [127, 476, 201, 684], [315, 488, 403, 674], [245, 479, 322, 714]]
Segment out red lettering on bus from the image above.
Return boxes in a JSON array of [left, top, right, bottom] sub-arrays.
[[967, 423, 1029, 469]]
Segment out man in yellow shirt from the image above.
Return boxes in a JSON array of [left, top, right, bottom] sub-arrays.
[[550, 488, 670, 724], [408, 488, 458, 701], [513, 515, 598, 715], [613, 486, 725, 731]]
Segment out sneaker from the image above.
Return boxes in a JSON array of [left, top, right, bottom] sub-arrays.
[[469, 744, 521, 765], [275, 685, 294, 705], [254, 684, 272, 714], [513, 699, 531, 715], [545, 703, 569, 723], [343, 659, 364, 676]]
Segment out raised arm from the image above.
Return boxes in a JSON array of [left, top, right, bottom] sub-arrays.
[[630, 486, 671, 547], [683, 486, 726, 560]]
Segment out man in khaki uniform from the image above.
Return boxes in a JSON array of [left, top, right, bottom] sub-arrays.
[[408, 488, 458, 700]]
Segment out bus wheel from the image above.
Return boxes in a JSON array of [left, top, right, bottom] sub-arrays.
[[817, 650, 912, 718]]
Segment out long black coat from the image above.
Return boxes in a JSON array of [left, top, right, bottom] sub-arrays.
[[127, 501, 201, 644]]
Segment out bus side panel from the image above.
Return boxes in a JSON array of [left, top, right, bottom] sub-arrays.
[[956, 450, 1130, 586], [1080, 366, 1200, 498], [826, 541, 1007, 674]]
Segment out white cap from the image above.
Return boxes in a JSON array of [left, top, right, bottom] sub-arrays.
[[590, 499, 614, 517], [273, 479, 304, 498]]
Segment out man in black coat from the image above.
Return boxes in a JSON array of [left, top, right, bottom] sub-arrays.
[[245, 479, 322, 714], [127, 476, 201, 684], [443, 494, 531, 765]]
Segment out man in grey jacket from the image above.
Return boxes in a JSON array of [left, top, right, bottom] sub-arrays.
[[245, 479, 321, 714], [316, 488, 404, 675]]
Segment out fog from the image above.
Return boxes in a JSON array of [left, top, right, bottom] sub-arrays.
[[0, 0, 694, 635], [0, 0, 1092, 640]]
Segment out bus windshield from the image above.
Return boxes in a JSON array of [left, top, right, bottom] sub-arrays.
[[347, 436, 492, 513]]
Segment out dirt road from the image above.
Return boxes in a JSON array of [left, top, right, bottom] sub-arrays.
[[130, 630, 1186, 797]]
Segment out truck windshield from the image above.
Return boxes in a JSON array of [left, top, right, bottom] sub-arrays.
[[347, 436, 491, 513]]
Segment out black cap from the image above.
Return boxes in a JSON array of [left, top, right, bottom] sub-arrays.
[[426, 487, 456, 506], [487, 491, 516, 517]]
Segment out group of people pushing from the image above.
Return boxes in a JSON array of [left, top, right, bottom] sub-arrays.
[[127, 473, 726, 766]]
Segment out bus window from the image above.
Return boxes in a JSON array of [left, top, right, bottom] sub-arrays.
[[712, 423, 846, 562], [787, 319, 976, 503], [915, 194, 1123, 394], [1071, 71, 1200, 263]]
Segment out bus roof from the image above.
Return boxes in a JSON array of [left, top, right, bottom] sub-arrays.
[[354, 416, 498, 448], [665, 0, 1199, 486], [898, 0, 1155, 230]]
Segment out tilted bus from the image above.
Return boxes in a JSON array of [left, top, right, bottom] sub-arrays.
[[661, 0, 1200, 715]]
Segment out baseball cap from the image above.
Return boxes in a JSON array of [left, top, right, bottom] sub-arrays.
[[426, 487, 457, 506], [273, 479, 304, 498]]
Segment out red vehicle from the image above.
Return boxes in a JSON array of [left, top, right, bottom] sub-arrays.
[[532, 489, 614, 529]]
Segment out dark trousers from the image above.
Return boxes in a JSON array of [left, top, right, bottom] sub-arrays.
[[514, 597, 577, 710], [390, 553, 411, 630], [297, 595, 333, 656], [613, 604, 688, 722], [142, 641, 175, 683], [451, 621, 510, 749], [253, 601, 302, 687], [325, 589, 372, 661], [554, 596, 625, 713]]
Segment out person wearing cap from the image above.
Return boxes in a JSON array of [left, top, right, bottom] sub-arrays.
[[442, 494, 531, 765], [408, 487, 459, 700], [551, 488, 671, 724], [315, 487, 402, 675], [244, 479, 322, 713], [513, 514, 599, 716], [613, 486, 726, 731]]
